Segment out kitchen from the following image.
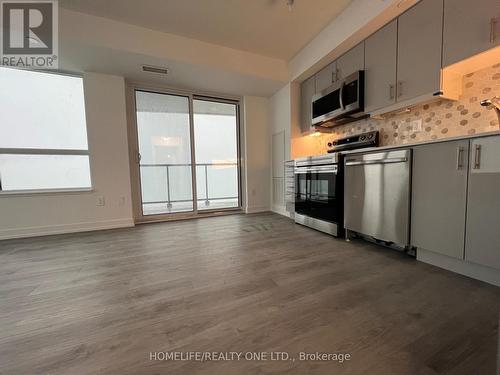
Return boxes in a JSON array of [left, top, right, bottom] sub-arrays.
[[279, 0, 500, 288]]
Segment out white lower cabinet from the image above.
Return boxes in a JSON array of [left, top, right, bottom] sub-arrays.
[[412, 135, 500, 272], [465, 136, 500, 269], [411, 140, 469, 259]]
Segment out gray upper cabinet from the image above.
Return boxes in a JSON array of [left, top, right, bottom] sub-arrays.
[[364, 20, 397, 113], [300, 0, 498, 126], [443, 0, 500, 67], [465, 136, 500, 269], [314, 42, 365, 94], [300, 76, 315, 134], [411, 140, 469, 259], [397, 0, 443, 102], [336, 42, 364, 81], [314, 61, 335, 93]]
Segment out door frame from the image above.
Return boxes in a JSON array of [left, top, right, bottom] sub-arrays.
[[125, 81, 243, 224]]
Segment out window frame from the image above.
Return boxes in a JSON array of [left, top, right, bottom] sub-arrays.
[[0, 68, 93, 195]]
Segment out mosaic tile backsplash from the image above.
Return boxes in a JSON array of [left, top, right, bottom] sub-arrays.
[[308, 64, 500, 154]]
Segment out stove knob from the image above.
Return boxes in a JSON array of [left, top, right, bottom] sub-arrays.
[[327, 142, 333, 147], [332, 141, 338, 146], [367, 134, 374, 139], [360, 136, 366, 141]]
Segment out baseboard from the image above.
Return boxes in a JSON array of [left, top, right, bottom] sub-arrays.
[[417, 248, 500, 287], [271, 205, 293, 219], [0, 218, 135, 241], [245, 205, 270, 214]]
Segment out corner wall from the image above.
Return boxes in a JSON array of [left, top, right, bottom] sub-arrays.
[[242, 96, 271, 213], [268, 84, 297, 216], [0, 72, 135, 240]]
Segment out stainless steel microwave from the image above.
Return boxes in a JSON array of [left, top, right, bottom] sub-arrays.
[[312, 70, 367, 128]]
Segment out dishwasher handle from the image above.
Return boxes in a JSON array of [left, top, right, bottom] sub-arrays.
[[345, 157, 408, 166]]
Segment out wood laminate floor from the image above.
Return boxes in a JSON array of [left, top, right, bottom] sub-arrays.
[[0, 213, 498, 375]]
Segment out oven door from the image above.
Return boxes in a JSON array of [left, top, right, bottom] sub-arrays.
[[294, 165, 340, 224]]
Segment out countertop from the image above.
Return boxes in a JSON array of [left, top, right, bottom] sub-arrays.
[[340, 130, 500, 155]]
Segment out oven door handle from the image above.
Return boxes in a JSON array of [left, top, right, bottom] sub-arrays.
[[295, 167, 338, 174]]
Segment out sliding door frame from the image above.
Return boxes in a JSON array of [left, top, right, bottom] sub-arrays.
[[125, 81, 243, 224], [192, 94, 243, 213]]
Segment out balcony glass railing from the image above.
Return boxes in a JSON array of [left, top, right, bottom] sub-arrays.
[[140, 162, 238, 215]]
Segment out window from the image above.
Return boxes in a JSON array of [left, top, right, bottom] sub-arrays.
[[0, 67, 91, 192]]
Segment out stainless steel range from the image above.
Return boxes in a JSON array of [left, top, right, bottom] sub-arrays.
[[294, 131, 379, 237]]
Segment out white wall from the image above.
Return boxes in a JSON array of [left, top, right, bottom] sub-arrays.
[[268, 84, 296, 216], [242, 96, 271, 213], [269, 84, 292, 161], [0, 73, 134, 240]]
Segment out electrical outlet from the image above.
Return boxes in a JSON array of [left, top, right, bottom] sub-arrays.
[[97, 196, 105, 206], [401, 119, 423, 133]]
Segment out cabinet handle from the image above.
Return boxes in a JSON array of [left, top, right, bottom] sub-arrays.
[[389, 84, 395, 100], [456, 146, 465, 170], [473, 144, 482, 170], [331, 71, 336, 84], [491, 18, 498, 43], [336, 68, 340, 82], [397, 81, 403, 98]]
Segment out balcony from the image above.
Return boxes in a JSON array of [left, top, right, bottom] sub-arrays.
[[140, 162, 239, 215]]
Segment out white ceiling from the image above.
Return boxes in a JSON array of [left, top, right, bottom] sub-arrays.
[[59, 0, 353, 60], [59, 43, 285, 97]]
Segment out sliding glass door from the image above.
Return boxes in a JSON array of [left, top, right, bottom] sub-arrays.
[[193, 99, 239, 211], [135, 91, 194, 215], [133, 90, 240, 219]]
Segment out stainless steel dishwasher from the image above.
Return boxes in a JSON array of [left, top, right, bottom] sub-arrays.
[[344, 149, 412, 250]]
